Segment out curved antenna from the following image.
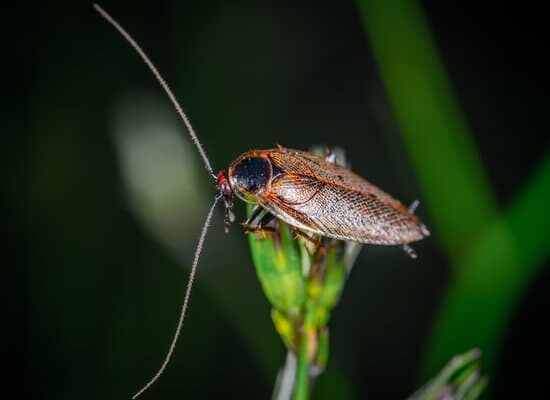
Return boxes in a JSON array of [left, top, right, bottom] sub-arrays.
[[94, 4, 216, 180], [132, 194, 222, 399]]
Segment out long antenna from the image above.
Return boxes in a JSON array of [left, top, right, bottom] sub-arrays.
[[94, 4, 216, 179], [133, 194, 221, 399]]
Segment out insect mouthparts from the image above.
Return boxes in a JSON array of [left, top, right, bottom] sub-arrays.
[[216, 170, 232, 197], [217, 170, 235, 231]]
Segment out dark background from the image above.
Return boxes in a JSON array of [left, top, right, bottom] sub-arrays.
[[5, 1, 548, 399]]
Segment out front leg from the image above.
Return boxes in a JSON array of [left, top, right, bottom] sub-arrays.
[[242, 205, 277, 233], [244, 204, 264, 227]]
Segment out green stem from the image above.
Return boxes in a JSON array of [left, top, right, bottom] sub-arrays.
[[295, 303, 318, 400]]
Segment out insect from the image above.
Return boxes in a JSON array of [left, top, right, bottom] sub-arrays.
[[94, 4, 429, 398], [219, 147, 429, 251]]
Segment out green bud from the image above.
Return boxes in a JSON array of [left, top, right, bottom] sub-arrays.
[[246, 147, 365, 400], [247, 203, 306, 316]]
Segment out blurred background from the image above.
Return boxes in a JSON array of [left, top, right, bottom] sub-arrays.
[[5, 1, 548, 399]]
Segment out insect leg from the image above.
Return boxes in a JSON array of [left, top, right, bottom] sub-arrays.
[[324, 147, 337, 164], [255, 212, 277, 232], [244, 204, 264, 226], [290, 226, 321, 246], [402, 244, 417, 259], [408, 200, 430, 237], [243, 207, 277, 233], [322, 146, 348, 167]]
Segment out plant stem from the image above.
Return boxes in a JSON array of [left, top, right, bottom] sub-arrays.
[[272, 351, 297, 400], [294, 329, 310, 400]]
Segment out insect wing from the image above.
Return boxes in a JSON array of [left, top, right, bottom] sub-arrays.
[[261, 148, 427, 245], [257, 175, 323, 235]]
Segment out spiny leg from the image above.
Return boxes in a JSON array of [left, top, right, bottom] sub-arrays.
[[244, 204, 264, 226], [254, 212, 277, 233], [402, 243, 417, 259], [323, 146, 348, 168], [324, 147, 337, 164], [409, 200, 419, 213], [408, 200, 430, 237], [242, 206, 277, 234], [290, 226, 324, 252]]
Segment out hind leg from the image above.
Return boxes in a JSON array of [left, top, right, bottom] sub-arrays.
[[402, 243, 417, 259]]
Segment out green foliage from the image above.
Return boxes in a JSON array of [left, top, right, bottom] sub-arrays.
[[247, 1, 548, 397], [357, 0, 550, 383], [409, 349, 487, 400], [247, 197, 489, 400], [247, 201, 354, 399]]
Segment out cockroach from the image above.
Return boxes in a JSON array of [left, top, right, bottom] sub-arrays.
[[94, 5, 429, 398], [219, 147, 429, 250]]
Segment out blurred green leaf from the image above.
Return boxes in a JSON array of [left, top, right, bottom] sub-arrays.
[[423, 154, 550, 376], [409, 349, 486, 400], [358, 0, 550, 384], [356, 0, 550, 384], [356, 0, 497, 263]]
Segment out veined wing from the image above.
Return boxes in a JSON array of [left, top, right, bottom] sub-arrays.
[[262, 148, 428, 245]]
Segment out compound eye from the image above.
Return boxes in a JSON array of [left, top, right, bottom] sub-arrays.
[[232, 157, 271, 193]]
